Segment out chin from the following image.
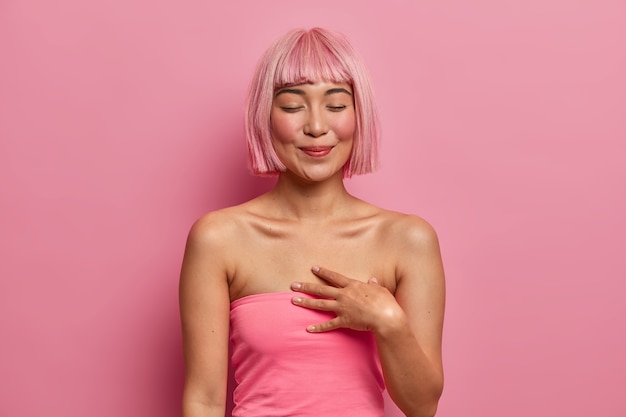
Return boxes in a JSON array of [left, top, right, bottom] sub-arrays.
[[300, 168, 344, 183]]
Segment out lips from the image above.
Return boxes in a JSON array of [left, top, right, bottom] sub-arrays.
[[300, 146, 333, 157]]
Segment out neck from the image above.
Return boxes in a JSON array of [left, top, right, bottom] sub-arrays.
[[267, 171, 353, 222]]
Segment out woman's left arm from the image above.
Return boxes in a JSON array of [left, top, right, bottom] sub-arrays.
[[374, 217, 445, 417], [291, 216, 445, 417]]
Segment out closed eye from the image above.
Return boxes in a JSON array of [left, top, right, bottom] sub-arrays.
[[280, 106, 304, 113], [327, 105, 347, 112]]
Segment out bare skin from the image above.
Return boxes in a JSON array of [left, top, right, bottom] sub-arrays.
[[180, 82, 445, 417]]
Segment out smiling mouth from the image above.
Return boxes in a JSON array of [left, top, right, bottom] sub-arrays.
[[300, 146, 333, 157]]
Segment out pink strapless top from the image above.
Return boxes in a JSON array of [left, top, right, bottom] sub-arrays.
[[230, 292, 385, 417]]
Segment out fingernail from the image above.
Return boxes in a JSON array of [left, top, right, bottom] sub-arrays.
[[292, 297, 302, 304], [291, 282, 302, 289], [311, 266, 320, 272], [307, 325, 316, 332]]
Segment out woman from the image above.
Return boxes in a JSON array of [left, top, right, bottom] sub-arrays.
[[179, 28, 445, 417]]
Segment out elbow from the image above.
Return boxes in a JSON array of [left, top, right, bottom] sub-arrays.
[[182, 384, 227, 417], [423, 381, 444, 417], [401, 381, 444, 417], [403, 399, 441, 417], [416, 402, 440, 417], [402, 401, 439, 417]]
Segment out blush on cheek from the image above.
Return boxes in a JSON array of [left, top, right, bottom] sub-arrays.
[[332, 114, 356, 141], [270, 114, 301, 145]]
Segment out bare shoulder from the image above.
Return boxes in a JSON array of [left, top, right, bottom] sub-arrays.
[[186, 202, 256, 248], [184, 203, 258, 275], [374, 208, 440, 252], [188, 207, 239, 241], [369, 209, 445, 333], [181, 202, 262, 291]]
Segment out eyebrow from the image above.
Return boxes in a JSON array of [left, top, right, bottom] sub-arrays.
[[275, 88, 305, 97], [274, 87, 353, 97], [325, 87, 353, 96]]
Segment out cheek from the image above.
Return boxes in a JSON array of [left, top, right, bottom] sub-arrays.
[[270, 115, 298, 143], [332, 113, 356, 140]]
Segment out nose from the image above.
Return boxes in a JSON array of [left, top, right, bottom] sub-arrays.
[[303, 108, 328, 138]]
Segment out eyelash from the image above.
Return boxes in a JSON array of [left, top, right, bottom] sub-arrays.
[[280, 107, 303, 113], [280, 105, 346, 113]]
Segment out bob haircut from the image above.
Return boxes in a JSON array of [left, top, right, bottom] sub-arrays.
[[245, 27, 380, 177]]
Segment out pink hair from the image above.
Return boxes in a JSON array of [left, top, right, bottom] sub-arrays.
[[245, 28, 380, 177]]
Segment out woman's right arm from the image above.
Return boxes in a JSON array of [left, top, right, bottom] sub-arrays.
[[179, 214, 232, 417]]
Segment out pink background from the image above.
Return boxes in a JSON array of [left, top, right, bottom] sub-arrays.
[[1, 1, 625, 416]]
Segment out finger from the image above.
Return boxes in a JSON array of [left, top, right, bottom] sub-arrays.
[[291, 295, 337, 312], [311, 266, 351, 288], [306, 317, 341, 333], [291, 281, 340, 299]]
